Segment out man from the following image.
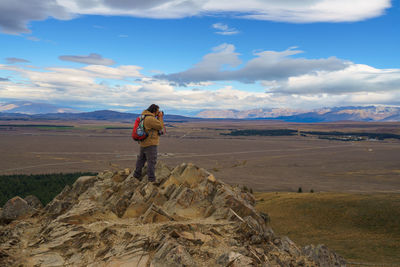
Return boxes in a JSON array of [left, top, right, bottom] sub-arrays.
[[133, 104, 164, 182]]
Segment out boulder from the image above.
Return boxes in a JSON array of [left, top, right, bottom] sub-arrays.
[[0, 196, 35, 222], [24, 195, 43, 209], [303, 244, 347, 267]]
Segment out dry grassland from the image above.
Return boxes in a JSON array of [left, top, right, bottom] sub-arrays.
[[0, 120, 399, 193], [255, 192, 400, 266]]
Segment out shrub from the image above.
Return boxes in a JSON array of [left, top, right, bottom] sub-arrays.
[[298, 187, 303, 193]]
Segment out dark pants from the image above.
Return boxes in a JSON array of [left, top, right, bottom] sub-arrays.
[[134, 145, 157, 182]]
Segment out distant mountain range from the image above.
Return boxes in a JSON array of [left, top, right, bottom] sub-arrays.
[[0, 101, 399, 122], [196, 106, 400, 122], [0, 101, 194, 122], [0, 109, 193, 122], [0, 101, 79, 114]]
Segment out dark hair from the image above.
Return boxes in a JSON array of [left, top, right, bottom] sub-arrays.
[[147, 104, 159, 113]]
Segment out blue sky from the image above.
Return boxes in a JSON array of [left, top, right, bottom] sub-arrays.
[[0, 0, 399, 114]]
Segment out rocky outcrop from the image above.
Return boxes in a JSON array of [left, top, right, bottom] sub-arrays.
[[0, 162, 346, 266], [0, 196, 35, 223]]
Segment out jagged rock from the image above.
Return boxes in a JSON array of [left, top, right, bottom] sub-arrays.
[[24, 195, 43, 209], [303, 244, 347, 267], [152, 241, 196, 267], [216, 251, 254, 267], [0, 162, 345, 267], [0, 196, 35, 222]]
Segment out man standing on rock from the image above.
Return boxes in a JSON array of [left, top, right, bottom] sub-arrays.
[[133, 104, 164, 182]]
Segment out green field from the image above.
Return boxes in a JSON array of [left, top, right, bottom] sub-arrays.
[[255, 192, 400, 266]]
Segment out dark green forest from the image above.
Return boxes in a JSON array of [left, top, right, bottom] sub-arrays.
[[0, 172, 96, 207], [222, 129, 400, 140], [222, 129, 298, 136]]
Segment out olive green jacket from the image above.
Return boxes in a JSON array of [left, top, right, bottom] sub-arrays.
[[140, 110, 164, 147]]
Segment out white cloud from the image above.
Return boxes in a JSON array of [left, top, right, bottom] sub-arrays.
[[59, 53, 116, 65], [242, 0, 391, 23], [157, 44, 347, 84], [1, 45, 400, 111], [272, 64, 400, 94], [0, 0, 391, 34], [212, 23, 239, 35], [156, 43, 242, 85], [0, 62, 272, 110]]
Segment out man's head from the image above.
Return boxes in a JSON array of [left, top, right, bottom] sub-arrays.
[[147, 104, 160, 115]]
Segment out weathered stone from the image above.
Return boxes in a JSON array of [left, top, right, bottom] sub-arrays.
[[152, 241, 196, 267], [303, 244, 347, 267], [112, 171, 128, 183], [72, 176, 97, 196], [163, 163, 211, 188], [113, 195, 132, 218], [179, 231, 212, 244], [0, 196, 35, 222], [141, 204, 174, 223], [280, 236, 301, 257], [30, 252, 65, 266], [24, 195, 43, 209], [98, 171, 114, 180], [216, 251, 253, 267]]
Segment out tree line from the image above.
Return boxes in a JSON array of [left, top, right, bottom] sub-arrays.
[[0, 172, 96, 207]]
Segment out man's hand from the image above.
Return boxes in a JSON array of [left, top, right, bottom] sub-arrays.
[[157, 111, 164, 119]]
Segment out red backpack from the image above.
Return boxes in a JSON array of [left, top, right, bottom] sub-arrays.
[[132, 115, 148, 141]]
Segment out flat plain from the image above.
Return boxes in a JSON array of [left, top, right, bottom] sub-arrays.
[[0, 120, 399, 193], [1, 119, 400, 266]]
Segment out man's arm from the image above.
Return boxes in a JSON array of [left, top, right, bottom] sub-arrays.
[[145, 113, 163, 130]]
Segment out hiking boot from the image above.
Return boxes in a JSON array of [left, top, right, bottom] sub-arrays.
[[133, 174, 142, 181]]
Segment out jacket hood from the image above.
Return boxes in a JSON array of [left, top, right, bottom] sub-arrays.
[[142, 110, 155, 116]]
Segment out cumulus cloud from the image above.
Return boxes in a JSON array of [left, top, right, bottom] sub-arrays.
[[0, 0, 391, 34], [0, 0, 70, 34], [0, 62, 273, 110], [157, 44, 348, 84], [156, 43, 242, 85], [1, 47, 400, 110], [270, 64, 400, 95], [212, 23, 239, 35], [58, 53, 116, 65], [241, 0, 391, 23], [5, 57, 30, 64]]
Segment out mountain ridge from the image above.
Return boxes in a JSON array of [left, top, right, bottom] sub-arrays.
[[1, 100, 400, 122], [0, 101, 79, 114], [196, 106, 400, 122]]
